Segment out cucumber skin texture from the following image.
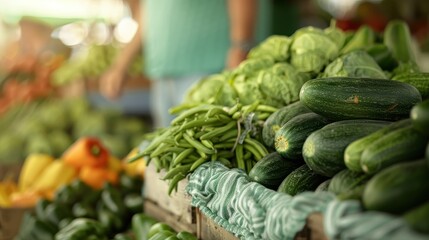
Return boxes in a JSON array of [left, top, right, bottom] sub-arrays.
[[328, 169, 371, 195], [360, 125, 428, 175], [249, 152, 301, 190], [344, 119, 410, 172], [404, 201, 429, 234], [303, 120, 389, 177], [363, 160, 429, 214], [411, 99, 429, 136], [393, 72, 429, 99], [277, 164, 328, 196], [274, 112, 330, 160], [262, 101, 311, 148], [299, 77, 422, 121]]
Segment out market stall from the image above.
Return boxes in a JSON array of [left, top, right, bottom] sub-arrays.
[[1, 0, 429, 239]]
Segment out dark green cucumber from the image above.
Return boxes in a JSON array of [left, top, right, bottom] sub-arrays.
[[277, 164, 327, 196], [303, 120, 389, 177], [299, 77, 422, 121], [426, 142, 429, 161], [249, 152, 301, 190], [365, 43, 398, 71], [411, 99, 429, 135], [274, 112, 330, 159], [393, 72, 429, 99], [328, 169, 371, 195], [363, 160, 429, 214], [383, 20, 416, 63], [360, 125, 428, 174], [315, 179, 331, 192], [341, 25, 376, 54], [262, 101, 311, 148], [404, 201, 429, 234], [344, 119, 410, 172], [337, 184, 366, 201]]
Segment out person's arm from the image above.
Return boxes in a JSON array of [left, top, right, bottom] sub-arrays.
[[99, 0, 144, 99], [226, 0, 258, 69]]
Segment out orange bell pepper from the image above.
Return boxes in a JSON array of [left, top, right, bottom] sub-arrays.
[[79, 166, 118, 189], [62, 137, 109, 169]]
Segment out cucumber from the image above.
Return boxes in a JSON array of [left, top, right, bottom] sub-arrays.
[[363, 160, 429, 214], [365, 44, 398, 71], [404, 201, 429, 234], [344, 119, 410, 172], [248, 152, 301, 190], [315, 179, 331, 192], [328, 169, 371, 195], [262, 101, 311, 148], [299, 77, 422, 121], [393, 72, 429, 100], [274, 112, 330, 159], [383, 20, 416, 63], [277, 164, 327, 196], [341, 25, 376, 54], [303, 120, 389, 177], [360, 125, 428, 174], [411, 99, 429, 135], [337, 184, 366, 201]]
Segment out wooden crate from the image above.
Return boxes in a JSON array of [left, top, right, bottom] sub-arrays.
[[196, 208, 238, 240], [306, 213, 328, 240], [0, 164, 22, 181], [0, 207, 32, 240], [143, 164, 197, 234]]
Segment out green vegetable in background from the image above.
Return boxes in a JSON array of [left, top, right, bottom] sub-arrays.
[[176, 231, 198, 240], [16, 213, 57, 240], [248, 35, 292, 61], [321, 50, 387, 79], [147, 223, 176, 239], [44, 202, 73, 226], [341, 25, 376, 54], [132, 213, 158, 240], [54, 218, 108, 240]]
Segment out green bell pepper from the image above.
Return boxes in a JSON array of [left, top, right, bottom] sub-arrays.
[[131, 213, 158, 240], [148, 231, 176, 240], [54, 218, 108, 240], [35, 198, 51, 221], [176, 231, 198, 240], [72, 202, 97, 219], [97, 209, 124, 234], [16, 213, 57, 240], [101, 186, 127, 217], [54, 185, 79, 206], [113, 233, 133, 240], [119, 173, 143, 195], [45, 202, 73, 226], [124, 193, 144, 214], [147, 222, 176, 239]]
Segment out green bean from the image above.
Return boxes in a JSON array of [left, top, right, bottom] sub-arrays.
[[172, 148, 195, 166], [200, 121, 236, 140], [182, 155, 200, 164], [245, 159, 254, 174], [139, 126, 179, 156], [186, 129, 195, 137], [232, 111, 242, 120], [150, 145, 185, 158], [228, 103, 242, 115], [218, 129, 239, 142], [244, 138, 269, 156], [218, 158, 232, 167], [211, 153, 217, 162], [257, 113, 271, 121], [169, 102, 199, 115], [183, 133, 215, 154], [242, 101, 260, 117], [174, 131, 183, 144], [256, 104, 278, 113], [168, 173, 186, 195], [243, 143, 263, 161], [235, 144, 245, 170], [201, 139, 215, 150], [171, 105, 214, 125], [205, 107, 229, 118], [190, 157, 209, 171], [217, 151, 234, 159], [243, 151, 253, 160], [163, 163, 192, 180], [213, 142, 236, 149], [180, 117, 221, 131]]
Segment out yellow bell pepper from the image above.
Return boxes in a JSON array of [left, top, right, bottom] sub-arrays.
[[19, 153, 54, 191]]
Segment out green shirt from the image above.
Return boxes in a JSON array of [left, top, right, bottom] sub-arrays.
[[143, 0, 271, 78]]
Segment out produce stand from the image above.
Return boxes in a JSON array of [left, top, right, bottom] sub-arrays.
[[0, 207, 32, 240]]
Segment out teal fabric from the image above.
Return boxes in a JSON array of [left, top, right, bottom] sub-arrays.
[[186, 162, 428, 240], [143, 0, 271, 78]]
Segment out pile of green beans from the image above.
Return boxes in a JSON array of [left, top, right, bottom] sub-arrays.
[[131, 102, 277, 194]]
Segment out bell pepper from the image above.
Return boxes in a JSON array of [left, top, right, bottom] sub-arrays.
[[79, 166, 118, 189], [62, 137, 109, 169], [176, 231, 198, 240], [132, 213, 158, 240], [16, 213, 57, 240], [72, 202, 97, 219], [124, 193, 144, 214], [148, 231, 176, 240], [113, 233, 133, 240], [97, 209, 124, 235], [44, 202, 72, 226], [101, 186, 126, 217], [54, 184, 79, 206], [147, 223, 176, 239], [70, 179, 93, 197], [54, 218, 108, 240], [120, 173, 143, 195], [35, 198, 51, 221]]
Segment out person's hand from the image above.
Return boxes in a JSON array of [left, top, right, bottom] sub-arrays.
[[99, 66, 127, 100], [226, 46, 248, 69]]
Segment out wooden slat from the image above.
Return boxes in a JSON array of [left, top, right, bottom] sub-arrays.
[[196, 208, 238, 240], [307, 213, 328, 240], [0, 207, 32, 240]]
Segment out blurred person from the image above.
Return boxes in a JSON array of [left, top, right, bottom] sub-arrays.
[[99, 0, 271, 128]]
